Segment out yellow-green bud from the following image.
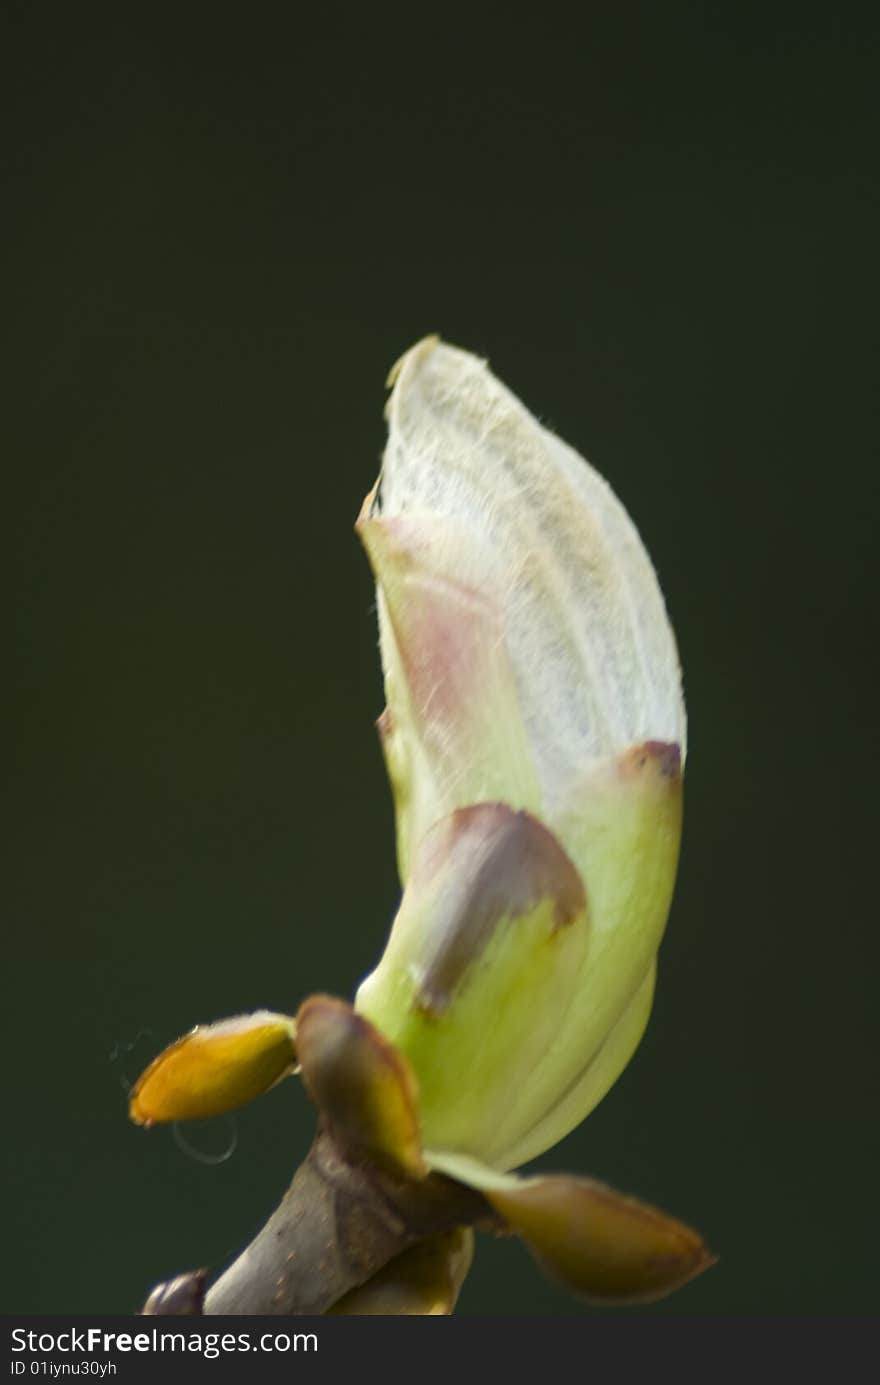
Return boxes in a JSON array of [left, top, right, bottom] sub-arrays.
[[355, 338, 685, 1171], [129, 1011, 297, 1126]]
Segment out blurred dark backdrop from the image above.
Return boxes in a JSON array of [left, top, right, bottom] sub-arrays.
[[3, 3, 877, 1315]]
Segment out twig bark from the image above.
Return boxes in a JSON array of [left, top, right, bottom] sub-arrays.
[[198, 1124, 492, 1315]]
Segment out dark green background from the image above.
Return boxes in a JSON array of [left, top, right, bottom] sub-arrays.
[[4, 4, 877, 1315]]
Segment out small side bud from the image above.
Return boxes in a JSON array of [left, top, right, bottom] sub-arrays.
[[129, 1011, 297, 1126], [426, 1151, 715, 1304], [486, 1174, 715, 1304], [141, 1269, 207, 1315]]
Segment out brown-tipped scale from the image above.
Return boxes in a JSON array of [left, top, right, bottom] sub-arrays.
[[295, 994, 428, 1179]]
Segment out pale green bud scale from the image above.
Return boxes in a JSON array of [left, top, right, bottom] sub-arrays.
[[356, 337, 686, 1170]]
